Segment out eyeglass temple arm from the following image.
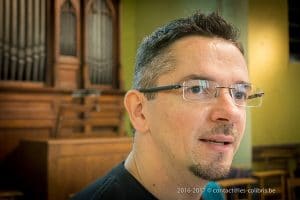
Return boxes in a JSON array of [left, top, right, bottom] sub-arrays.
[[138, 84, 182, 93], [247, 92, 264, 100]]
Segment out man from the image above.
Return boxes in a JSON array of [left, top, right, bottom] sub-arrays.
[[72, 11, 264, 200]]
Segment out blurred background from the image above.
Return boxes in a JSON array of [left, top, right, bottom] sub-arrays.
[[0, 0, 299, 199]]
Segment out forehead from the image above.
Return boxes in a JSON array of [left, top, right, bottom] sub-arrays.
[[159, 36, 249, 84]]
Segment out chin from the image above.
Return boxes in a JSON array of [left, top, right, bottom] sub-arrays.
[[188, 153, 233, 180], [189, 163, 231, 180]]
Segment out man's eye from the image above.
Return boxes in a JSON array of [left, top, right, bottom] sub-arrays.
[[234, 91, 247, 100], [188, 86, 205, 94]]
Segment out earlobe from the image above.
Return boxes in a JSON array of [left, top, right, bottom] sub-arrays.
[[124, 90, 149, 133]]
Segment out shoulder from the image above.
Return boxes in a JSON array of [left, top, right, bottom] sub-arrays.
[[71, 162, 157, 200], [71, 163, 128, 200]]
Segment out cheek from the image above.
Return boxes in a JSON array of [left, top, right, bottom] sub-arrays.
[[162, 104, 210, 158], [146, 100, 181, 137], [145, 101, 194, 161], [155, 105, 189, 135], [146, 99, 208, 151], [163, 103, 209, 135], [159, 104, 210, 162]]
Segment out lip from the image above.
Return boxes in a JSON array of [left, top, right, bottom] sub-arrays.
[[198, 135, 234, 152]]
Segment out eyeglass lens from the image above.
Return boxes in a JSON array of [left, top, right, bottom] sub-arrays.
[[182, 80, 263, 107]]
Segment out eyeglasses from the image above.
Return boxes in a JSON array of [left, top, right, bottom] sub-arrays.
[[138, 79, 264, 107]]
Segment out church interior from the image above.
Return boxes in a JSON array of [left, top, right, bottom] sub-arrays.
[[0, 0, 300, 199]]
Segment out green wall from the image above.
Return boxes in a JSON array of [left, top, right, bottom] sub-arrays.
[[120, 0, 137, 90], [121, 0, 251, 168], [121, 0, 220, 90], [249, 0, 300, 146]]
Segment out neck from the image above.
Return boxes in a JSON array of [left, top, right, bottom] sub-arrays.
[[125, 135, 208, 200]]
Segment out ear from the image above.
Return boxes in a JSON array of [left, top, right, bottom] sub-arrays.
[[124, 90, 149, 133]]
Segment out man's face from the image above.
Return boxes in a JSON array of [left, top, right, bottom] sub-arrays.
[[144, 36, 248, 180]]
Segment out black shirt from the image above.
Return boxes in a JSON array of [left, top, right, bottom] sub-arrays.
[[71, 162, 158, 200]]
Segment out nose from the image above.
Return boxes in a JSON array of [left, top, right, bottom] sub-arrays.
[[210, 88, 242, 122]]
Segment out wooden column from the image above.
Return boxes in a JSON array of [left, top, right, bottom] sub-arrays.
[[54, 0, 81, 89]]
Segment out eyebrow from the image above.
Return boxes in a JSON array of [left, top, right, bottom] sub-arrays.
[[178, 74, 251, 85], [178, 74, 213, 82], [235, 80, 251, 85]]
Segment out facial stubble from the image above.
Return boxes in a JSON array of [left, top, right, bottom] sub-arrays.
[[188, 123, 237, 180], [188, 152, 230, 180]]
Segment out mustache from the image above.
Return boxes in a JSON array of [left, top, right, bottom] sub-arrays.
[[211, 123, 236, 136]]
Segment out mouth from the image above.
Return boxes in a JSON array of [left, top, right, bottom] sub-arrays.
[[198, 135, 234, 152], [199, 139, 232, 146]]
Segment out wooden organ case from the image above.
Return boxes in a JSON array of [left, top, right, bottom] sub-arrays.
[[0, 0, 130, 199]]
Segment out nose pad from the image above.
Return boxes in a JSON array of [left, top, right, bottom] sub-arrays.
[[215, 87, 236, 106], [214, 89, 219, 98], [215, 87, 233, 99]]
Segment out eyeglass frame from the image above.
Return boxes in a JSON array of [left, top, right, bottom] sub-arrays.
[[137, 79, 264, 107]]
